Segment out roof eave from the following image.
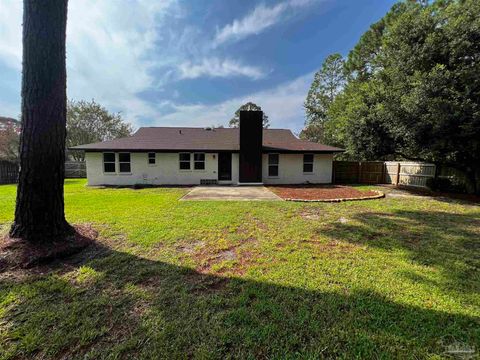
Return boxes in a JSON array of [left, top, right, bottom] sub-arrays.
[[71, 148, 240, 153], [72, 147, 345, 153], [262, 147, 344, 153]]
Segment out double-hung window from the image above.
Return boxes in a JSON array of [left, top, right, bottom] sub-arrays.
[[303, 154, 314, 173], [103, 152, 116, 173], [148, 152, 156, 165], [268, 154, 279, 177], [179, 153, 191, 170], [194, 153, 205, 170], [119, 153, 131, 173]]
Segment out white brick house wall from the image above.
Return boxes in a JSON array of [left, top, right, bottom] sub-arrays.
[[85, 152, 333, 186]]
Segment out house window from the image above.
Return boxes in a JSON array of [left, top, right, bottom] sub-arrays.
[[179, 153, 191, 170], [148, 152, 156, 165], [119, 153, 131, 173], [194, 153, 205, 170], [303, 154, 314, 173], [103, 152, 116, 173], [268, 153, 279, 177]]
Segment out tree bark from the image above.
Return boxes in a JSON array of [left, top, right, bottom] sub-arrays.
[[9, 0, 72, 242]]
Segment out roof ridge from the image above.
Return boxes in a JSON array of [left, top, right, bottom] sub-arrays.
[[72, 126, 344, 152]]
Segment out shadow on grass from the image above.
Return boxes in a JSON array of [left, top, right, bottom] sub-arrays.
[[320, 210, 480, 294], [377, 184, 480, 204], [0, 241, 478, 359]]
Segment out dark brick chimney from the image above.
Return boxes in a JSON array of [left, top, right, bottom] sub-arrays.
[[239, 110, 263, 183]]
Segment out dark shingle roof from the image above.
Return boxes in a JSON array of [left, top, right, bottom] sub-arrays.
[[71, 127, 343, 153]]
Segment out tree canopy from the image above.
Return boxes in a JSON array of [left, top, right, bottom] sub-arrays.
[[229, 102, 270, 128], [301, 53, 346, 143], [0, 119, 20, 162], [67, 99, 133, 161], [303, 0, 480, 193]]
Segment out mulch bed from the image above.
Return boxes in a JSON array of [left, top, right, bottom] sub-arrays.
[[269, 185, 384, 202], [0, 224, 98, 271]]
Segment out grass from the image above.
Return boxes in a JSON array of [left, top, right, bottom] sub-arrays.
[[0, 179, 479, 359]]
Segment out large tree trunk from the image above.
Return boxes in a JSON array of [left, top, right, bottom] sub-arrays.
[[9, 0, 72, 242]]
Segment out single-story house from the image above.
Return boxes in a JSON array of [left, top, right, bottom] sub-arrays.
[[72, 111, 343, 186]]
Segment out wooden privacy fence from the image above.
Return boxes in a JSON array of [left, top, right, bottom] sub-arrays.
[[0, 161, 86, 183], [333, 161, 437, 188], [0, 161, 18, 184], [333, 161, 385, 184], [384, 162, 436, 187], [65, 161, 86, 178]]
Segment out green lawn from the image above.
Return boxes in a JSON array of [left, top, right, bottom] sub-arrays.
[[0, 180, 479, 359]]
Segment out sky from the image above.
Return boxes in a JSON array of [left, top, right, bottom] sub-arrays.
[[0, 0, 397, 133]]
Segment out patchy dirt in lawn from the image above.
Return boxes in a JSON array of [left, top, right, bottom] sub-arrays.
[[188, 237, 259, 276], [184, 271, 230, 294], [298, 207, 325, 220], [177, 215, 265, 276], [303, 239, 364, 257], [235, 213, 268, 234], [269, 185, 381, 201], [176, 240, 206, 254], [300, 212, 323, 220]]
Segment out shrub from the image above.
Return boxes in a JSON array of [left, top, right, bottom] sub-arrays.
[[426, 177, 467, 193]]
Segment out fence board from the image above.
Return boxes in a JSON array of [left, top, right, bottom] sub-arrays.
[[385, 162, 435, 187], [333, 161, 359, 183], [0, 161, 18, 184], [0, 161, 86, 183], [359, 162, 384, 184], [335, 161, 438, 188], [65, 161, 86, 178]]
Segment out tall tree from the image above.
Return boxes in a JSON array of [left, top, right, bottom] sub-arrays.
[[9, 0, 72, 241], [301, 53, 346, 143], [328, 0, 480, 193], [229, 102, 270, 128], [67, 99, 133, 161]]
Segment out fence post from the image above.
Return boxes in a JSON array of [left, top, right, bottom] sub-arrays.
[[358, 162, 362, 183], [331, 161, 336, 184], [395, 162, 401, 186], [381, 162, 386, 184]]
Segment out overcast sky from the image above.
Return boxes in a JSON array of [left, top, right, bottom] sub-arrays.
[[0, 0, 396, 132]]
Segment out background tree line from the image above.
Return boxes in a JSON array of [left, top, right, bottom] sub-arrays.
[[1, 99, 271, 163], [302, 0, 480, 194], [66, 99, 133, 161], [0, 100, 133, 162], [0, 117, 20, 161]]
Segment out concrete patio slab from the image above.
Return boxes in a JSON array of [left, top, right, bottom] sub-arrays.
[[180, 186, 283, 201]]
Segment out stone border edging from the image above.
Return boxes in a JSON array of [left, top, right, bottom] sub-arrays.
[[283, 190, 385, 203]]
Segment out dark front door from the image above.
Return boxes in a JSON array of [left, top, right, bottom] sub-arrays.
[[218, 152, 232, 181], [239, 153, 262, 183]]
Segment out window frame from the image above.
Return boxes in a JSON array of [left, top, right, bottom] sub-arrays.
[[303, 153, 314, 174], [268, 153, 279, 177], [148, 152, 156, 166], [103, 152, 116, 174], [193, 152, 206, 171], [118, 152, 131, 174], [179, 152, 191, 171]]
